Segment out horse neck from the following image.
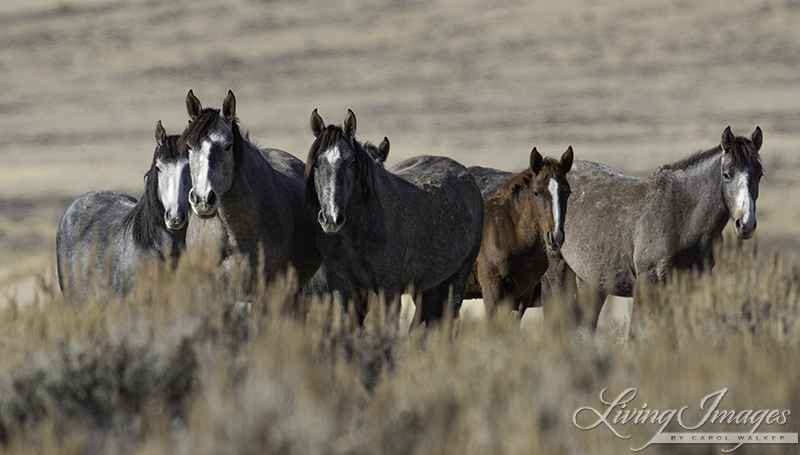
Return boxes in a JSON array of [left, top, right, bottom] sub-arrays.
[[218, 144, 268, 235], [657, 151, 729, 246], [500, 188, 544, 248]]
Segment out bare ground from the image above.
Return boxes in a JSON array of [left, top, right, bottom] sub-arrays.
[[1, 0, 800, 294]]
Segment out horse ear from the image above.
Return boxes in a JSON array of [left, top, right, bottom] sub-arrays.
[[311, 109, 325, 137], [186, 90, 202, 121], [222, 90, 236, 122], [721, 126, 735, 151], [154, 120, 166, 147], [376, 137, 390, 164], [561, 146, 574, 173], [529, 147, 543, 174], [343, 109, 357, 138], [751, 126, 762, 152]]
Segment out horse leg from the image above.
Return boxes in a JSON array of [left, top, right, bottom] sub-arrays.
[[542, 250, 579, 322], [413, 286, 442, 327], [575, 277, 605, 331]]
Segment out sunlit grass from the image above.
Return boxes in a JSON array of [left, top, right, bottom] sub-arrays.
[[0, 236, 796, 454]]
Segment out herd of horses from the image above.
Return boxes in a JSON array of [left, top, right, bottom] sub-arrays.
[[56, 90, 764, 330]]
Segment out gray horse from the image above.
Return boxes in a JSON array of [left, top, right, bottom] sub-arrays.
[[305, 109, 484, 325], [56, 121, 190, 301], [545, 126, 763, 329], [182, 90, 321, 289], [302, 136, 391, 298]]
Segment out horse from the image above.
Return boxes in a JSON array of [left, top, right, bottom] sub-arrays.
[[181, 90, 321, 290], [464, 147, 573, 317], [302, 136, 391, 298], [305, 109, 484, 326], [56, 121, 190, 301], [544, 126, 763, 329]]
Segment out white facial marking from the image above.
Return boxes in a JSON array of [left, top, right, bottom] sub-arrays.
[[321, 145, 342, 222], [549, 179, 562, 236], [191, 138, 213, 197], [734, 172, 755, 228], [158, 158, 188, 218]]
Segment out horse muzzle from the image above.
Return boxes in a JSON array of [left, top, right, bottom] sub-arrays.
[[189, 188, 219, 218], [545, 230, 564, 251], [318, 210, 345, 234], [165, 212, 187, 231], [734, 217, 756, 240]]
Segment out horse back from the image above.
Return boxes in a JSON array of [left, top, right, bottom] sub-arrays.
[[57, 190, 138, 297], [467, 165, 514, 199], [388, 155, 484, 288], [559, 161, 649, 296]]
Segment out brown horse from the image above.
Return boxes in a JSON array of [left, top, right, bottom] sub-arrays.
[[464, 146, 573, 316]]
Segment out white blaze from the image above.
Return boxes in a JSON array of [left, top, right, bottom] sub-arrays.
[[321, 145, 342, 222], [549, 179, 562, 236], [157, 158, 188, 219], [735, 173, 755, 229]]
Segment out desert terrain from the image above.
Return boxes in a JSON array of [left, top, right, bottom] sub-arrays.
[[0, 0, 798, 453]]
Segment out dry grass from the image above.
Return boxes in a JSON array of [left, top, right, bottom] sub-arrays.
[[0, 237, 794, 454]]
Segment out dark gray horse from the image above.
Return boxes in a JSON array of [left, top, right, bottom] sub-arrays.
[[182, 90, 321, 289], [302, 136, 390, 298], [305, 109, 484, 325], [545, 126, 763, 329], [56, 121, 190, 300]]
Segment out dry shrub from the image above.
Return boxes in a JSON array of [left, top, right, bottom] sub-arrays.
[[0, 235, 797, 454]]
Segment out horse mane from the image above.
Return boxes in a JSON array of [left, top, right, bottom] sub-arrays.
[[305, 125, 375, 210], [179, 107, 245, 170], [124, 134, 182, 251], [660, 136, 762, 173], [496, 158, 564, 200]]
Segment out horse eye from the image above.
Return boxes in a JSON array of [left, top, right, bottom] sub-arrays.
[[533, 191, 540, 198], [722, 172, 731, 182], [225, 143, 233, 151]]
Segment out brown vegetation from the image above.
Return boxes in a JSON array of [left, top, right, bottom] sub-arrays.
[[0, 237, 795, 454]]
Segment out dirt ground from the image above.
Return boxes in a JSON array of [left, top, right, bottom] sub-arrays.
[[2, 0, 799, 310]]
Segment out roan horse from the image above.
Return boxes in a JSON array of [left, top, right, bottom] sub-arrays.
[[306, 109, 484, 326], [544, 126, 763, 329], [464, 147, 573, 316], [57, 121, 190, 300], [182, 90, 321, 289], [302, 136, 390, 298]]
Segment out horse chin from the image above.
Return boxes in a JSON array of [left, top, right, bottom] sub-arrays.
[[321, 223, 344, 235], [165, 218, 187, 231], [547, 243, 562, 252], [191, 204, 218, 219], [735, 227, 755, 240]]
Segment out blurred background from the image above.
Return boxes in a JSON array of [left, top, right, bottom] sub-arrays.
[[1, 0, 799, 300]]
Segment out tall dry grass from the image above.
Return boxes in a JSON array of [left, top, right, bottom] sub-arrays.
[[0, 236, 798, 454]]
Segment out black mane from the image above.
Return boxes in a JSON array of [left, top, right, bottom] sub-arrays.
[[123, 135, 182, 252], [661, 136, 761, 173], [179, 107, 245, 170]]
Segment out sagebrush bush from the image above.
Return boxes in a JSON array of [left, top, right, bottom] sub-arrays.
[[0, 236, 797, 454]]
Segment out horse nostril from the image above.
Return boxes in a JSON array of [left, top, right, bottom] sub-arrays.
[[206, 191, 217, 207], [546, 230, 554, 245], [318, 210, 326, 225], [735, 219, 743, 231], [189, 189, 198, 205]]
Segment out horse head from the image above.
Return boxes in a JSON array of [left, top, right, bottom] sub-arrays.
[[719, 126, 763, 239], [530, 146, 573, 251], [306, 109, 373, 234], [182, 89, 241, 218], [152, 121, 190, 231]]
